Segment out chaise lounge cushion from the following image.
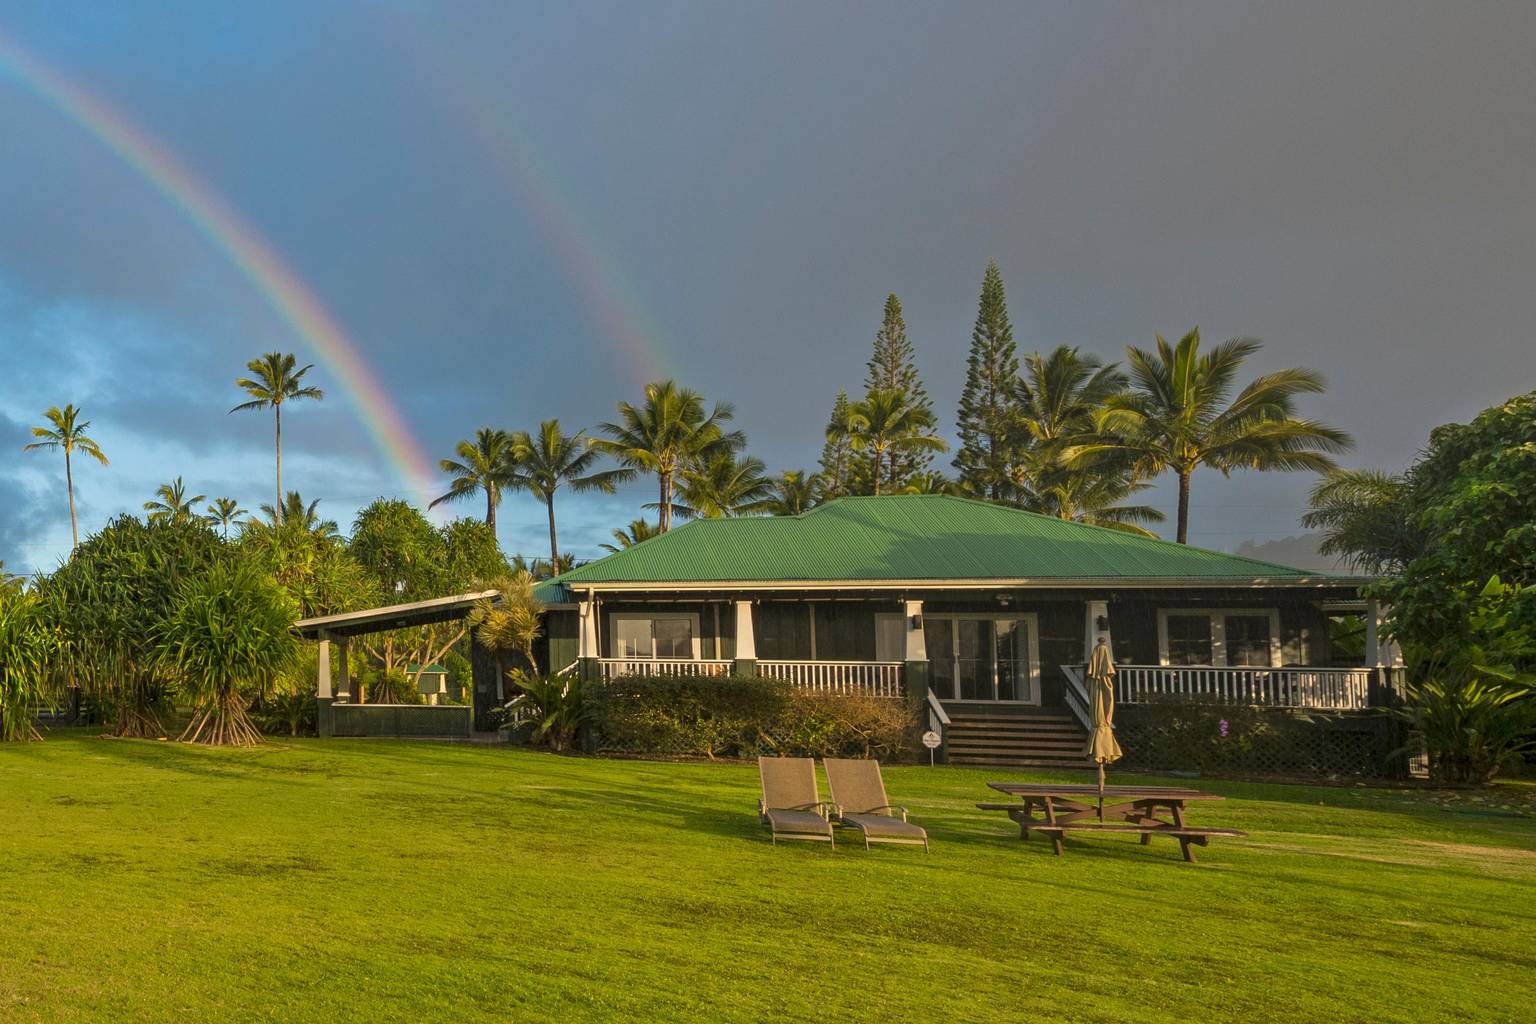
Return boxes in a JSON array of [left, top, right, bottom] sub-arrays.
[[840, 813, 927, 842], [764, 808, 835, 839]]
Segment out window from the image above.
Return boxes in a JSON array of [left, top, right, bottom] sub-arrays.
[[1158, 608, 1280, 667], [608, 614, 699, 660], [1165, 614, 1214, 666]]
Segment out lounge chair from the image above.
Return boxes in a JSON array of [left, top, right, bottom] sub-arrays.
[[824, 758, 929, 851], [758, 757, 836, 846]]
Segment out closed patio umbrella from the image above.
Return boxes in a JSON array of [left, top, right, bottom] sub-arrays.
[[1085, 638, 1122, 795]]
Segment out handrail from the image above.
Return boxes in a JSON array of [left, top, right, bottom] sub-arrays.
[[924, 688, 950, 727], [554, 660, 579, 678], [1059, 664, 1093, 732]]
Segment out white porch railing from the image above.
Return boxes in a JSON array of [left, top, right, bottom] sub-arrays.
[[1114, 664, 1373, 710], [756, 660, 906, 698], [597, 658, 733, 681]]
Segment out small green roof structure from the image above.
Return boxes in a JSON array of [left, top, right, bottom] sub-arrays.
[[538, 495, 1346, 601]]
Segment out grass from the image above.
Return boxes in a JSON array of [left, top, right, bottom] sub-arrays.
[[3, 732, 1533, 1023]]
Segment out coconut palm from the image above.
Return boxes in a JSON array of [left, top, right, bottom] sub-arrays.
[[22, 404, 109, 550], [667, 453, 773, 519], [257, 491, 340, 543], [1302, 469, 1419, 574], [837, 388, 948, 496], [596, 380, 742, 531], [1088, 329, 1353, 543], [143, 477, 205, 525], [203, 497, 248, 537], [0, 561, 24, 596], [1023, 470, 1165, 537], [230, 352, 325, 514], [899, 472, 960, 496], [763, 471, 820, 516], [509, 420, 630, 573], [1010, 346, 1127, 462], [599, 519, 660, 553], [429, 427, 517, 534]]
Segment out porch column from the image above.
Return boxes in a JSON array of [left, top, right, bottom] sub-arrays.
[[1364, 599, 1384, 667], [335, 637, 351, 701], [732, 600, 757, 677], [902, 600, 928, 701], [1083, 599, 1111, 662], [316, 635, 333, 699], [578, 594, 600, 684]]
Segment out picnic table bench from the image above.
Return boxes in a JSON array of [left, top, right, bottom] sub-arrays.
[[978, 783, 1245, 862]]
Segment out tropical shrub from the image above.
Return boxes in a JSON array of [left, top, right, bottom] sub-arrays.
[[1388, 679, 1536, 785], [255, 646, 319, 737], [0, 589, 59, 742], [157, 560, 298, 746], [500, 675, 595, 753], [593, 675, 917, 760]]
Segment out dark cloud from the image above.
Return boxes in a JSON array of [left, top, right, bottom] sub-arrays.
[[2, 1, 1533, 570]]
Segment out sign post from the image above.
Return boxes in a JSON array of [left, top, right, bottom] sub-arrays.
[[921, 729, 941, 767]]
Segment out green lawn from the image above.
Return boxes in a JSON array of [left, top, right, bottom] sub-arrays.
[[3, 733, 1533, 1023]]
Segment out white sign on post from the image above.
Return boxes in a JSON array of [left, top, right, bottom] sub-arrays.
[[921, 729, 941, 766]]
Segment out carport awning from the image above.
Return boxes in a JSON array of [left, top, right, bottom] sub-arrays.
[[293, 590, 500, 640]]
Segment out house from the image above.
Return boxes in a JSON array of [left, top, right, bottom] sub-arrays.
[[528, 495, 1398, 765]]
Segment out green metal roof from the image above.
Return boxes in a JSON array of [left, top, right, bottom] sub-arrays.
[[545, 495, 1334, 591]]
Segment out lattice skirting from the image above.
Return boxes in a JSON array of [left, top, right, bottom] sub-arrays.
[[1113, 704, 1406, 779]]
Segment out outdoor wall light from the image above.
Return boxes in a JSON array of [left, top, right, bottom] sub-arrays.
[[909, 614, 923, 630], [1096, 614, 1110, 632]]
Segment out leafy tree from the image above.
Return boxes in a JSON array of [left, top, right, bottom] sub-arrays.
[[510, 420, 629, 571], [1090, 328, 1351, 543], [596, 380, 742, 532], [143, 477, 205, 525], [1302, 470, 1418, 574], [669, 453, 773, 518], [38, 516, 227, 737], [230, 352, 325, 514], [439, 517, 510, 591], [839, 389, 947, 496], [600, 519, 660, 553], [954, 262, 1020, 500], [430, 428, 517, 534], [863, 293, 933, 485], [22, 404, 109, 550], [763, 471, 819, 516], [0, 588, 59, 742], [156, 560, 298, 746], [203, 497, 248, 537], [817, 389, 858, 499]]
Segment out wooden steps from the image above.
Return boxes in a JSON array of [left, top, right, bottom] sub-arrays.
[[944, 709, 1091, 768]]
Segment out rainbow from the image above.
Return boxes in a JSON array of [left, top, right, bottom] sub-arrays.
[[0, 31, 440, 506]]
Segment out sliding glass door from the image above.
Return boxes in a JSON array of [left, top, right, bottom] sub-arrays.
[[927, 614, 1039, 703]]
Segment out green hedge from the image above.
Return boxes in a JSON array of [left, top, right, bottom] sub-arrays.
[[593, 675, 917, 760]]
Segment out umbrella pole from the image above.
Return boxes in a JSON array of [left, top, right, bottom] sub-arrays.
[[1096, 761, 1105, 818]]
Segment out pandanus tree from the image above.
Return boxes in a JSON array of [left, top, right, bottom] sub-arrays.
[[1086, 329, 1353, 543], [202, 497, 248, 537], [156, 560, 298, 746], [469, 569, 545, 681], [597, 380, 742, 532], [22, 404, 109, 550], [231, 352, 325, 515], [430, 427, 517, 534], [836, 388, 948, 496], [0, 588, 59, 742], [143, 477, 206, 525], [511, 420, 630, 572]]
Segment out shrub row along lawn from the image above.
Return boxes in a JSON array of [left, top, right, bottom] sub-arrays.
[[3, 733, 1532, 1023]]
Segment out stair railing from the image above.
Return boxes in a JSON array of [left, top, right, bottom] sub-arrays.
[[1059, 664, 1093, 733], [924, 688, 950, 751]]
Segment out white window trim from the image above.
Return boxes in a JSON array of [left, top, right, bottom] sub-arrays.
[[1157, 608, 1282, 668], [925, 613, 1041, 704], [607, 612, 702, 660]]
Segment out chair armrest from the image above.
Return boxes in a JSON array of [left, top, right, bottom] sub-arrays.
[[851, 804, 910, 820]]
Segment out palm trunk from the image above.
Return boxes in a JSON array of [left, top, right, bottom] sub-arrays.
[[872, 447, 883, 496], [65, 448, 78, 549], [1176, 467, 1192, 544], [546, 493, 560, 574], [486, 486, 497, 534], [659, 471, 672, 532], [274, 403, 283, 516]]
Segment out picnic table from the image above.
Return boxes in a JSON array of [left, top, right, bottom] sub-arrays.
[[977, 782, 1245, 862]]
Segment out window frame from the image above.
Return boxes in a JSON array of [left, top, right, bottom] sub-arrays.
[[1156, 608, 1281, 668], [607, 612, 702, 661]]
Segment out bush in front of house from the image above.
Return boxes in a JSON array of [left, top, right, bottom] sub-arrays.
[[592, 675, 917, 760]]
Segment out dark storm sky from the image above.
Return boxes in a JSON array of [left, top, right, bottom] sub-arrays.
[[2, 1, 1533, 573]]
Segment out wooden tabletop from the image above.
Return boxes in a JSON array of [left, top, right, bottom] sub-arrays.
[[986, 782, 1224, 801]]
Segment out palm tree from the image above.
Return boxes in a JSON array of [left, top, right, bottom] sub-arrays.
[[763, 471, 819, 516], [900, 471, 960, 496], [667, 453, 773, 519], [203, 497, 248, 537], [258, 491, 340, 543], [1023, 471, 1165, 537], [0, 560, 24, 595], [1010, 346, 1127, 467], [599, 519, 661, 553], [429, 428, 517, 534], [596, 380, 742, 531], [837, 389, 947, 496], [1090, 328, 1352, 543], [1302, 469, 1419, 574], [22, 404, 109, 549], [230, 352, 325, 514], [143, 477, 205, 525], [510, 420, 631, 573]]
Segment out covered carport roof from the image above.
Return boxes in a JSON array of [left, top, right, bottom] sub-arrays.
[[293, 590, 500, 640]]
